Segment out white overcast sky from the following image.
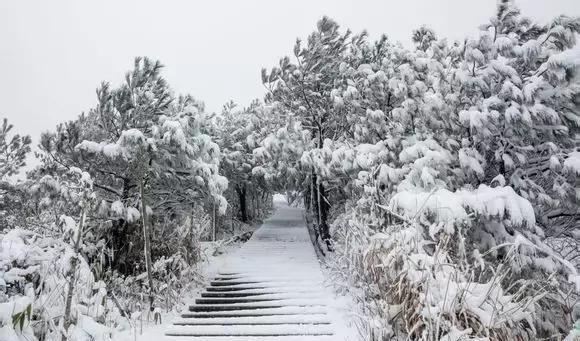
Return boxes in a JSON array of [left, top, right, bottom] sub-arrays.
[[1, 0, 579, 150]]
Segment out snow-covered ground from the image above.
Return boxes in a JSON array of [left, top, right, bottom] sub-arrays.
[[110, 223, 260, 341], [117, 195, 358, 340]]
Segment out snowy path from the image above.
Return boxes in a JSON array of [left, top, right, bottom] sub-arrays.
[[164, 198, 354, 340]]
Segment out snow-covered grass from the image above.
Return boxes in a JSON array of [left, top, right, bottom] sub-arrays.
[[110, 229, 257, 341]]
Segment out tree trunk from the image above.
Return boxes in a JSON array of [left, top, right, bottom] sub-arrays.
[[310, 173, 320, 244], [256, 189, 260, 218], [249, 190, 254, 220], [252, 191, 258, 219], [62, 208, 86, 341], [304, 184, 311, 212], [230, 207, 235, 233], [139, 180, 155, 312], [236, 185, 248, 223], [315, 126, 331, 250], [212, 201, 216, 241], [311, 172, 320, 230], [317, 180, 330, 243], [312, 175, 332, 252]]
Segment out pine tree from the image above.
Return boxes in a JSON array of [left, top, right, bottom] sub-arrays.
[[39, 57, 228, 311], [0, 118, 31, 179]]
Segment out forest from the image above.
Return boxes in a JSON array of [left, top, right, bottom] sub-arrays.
[[1, 2, 580, 340]]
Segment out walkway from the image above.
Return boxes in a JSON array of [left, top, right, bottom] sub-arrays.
[[164, 196, 353, 340]]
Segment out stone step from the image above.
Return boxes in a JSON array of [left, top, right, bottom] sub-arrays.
[[164, 203, 348, 339], [210, 279, 321, 286], [213, 277, 244, 281], [195, 297, 326, 306], [195, 297, 279, 304], [181, 312, 323, 319], [174, 321, 331, 326], [163, 335, 340, 341], [181, 306, 328, 318], [210, 281, 262, 287], [200, 291, 324, 299], [200, 292, 270, 298], [206, 284, 318, 292], [189, 304, 284, 312], [165, 324, 333, 336], [206, 286, 267, 292], [173, 314, 330, 325]]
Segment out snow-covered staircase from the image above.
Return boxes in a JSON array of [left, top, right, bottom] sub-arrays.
[[164, 198, 342, 340]]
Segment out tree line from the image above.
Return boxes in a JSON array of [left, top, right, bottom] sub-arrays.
[[1, 2, 579, 340]]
